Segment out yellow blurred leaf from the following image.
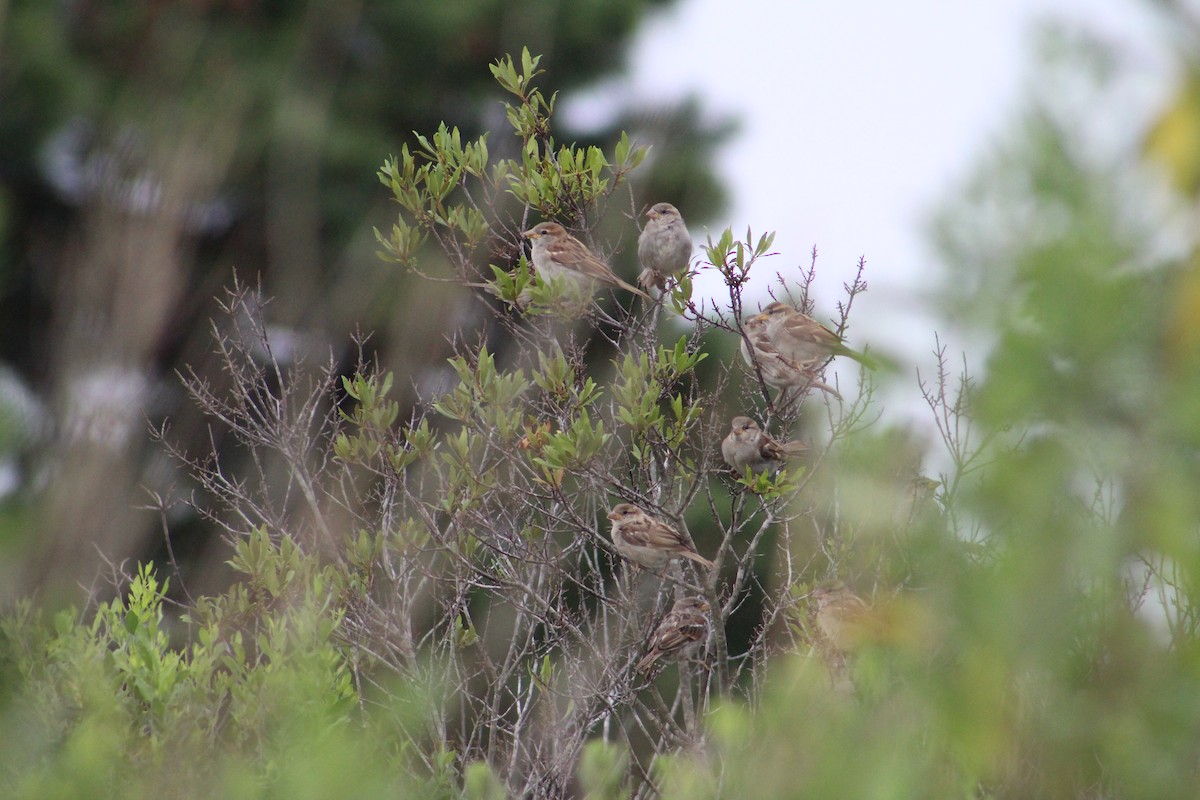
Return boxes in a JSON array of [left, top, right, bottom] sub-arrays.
[[1165, 250, 1200, 367], [1145, 71, 1200, 196]]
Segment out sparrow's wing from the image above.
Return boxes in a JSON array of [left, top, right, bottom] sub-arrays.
[[637, 621, 701, 673], [839, 594, 872, 618], [622, 519, 687, 551], [578, 253, 652, 299], [650, 612, 707, 654], [780, 313, 844, 350], [550, 235, 652, 299], [758, 434, 785, 462], [541, 235, 595, 270]]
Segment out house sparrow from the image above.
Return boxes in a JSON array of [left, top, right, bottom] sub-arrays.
[[739, 301, 876, 397], [740, 312, 841, 397], [637, 202, 691, 291], [607, 503, 714, 569], [636, 596, 712, 673], [811, 580, 875, 654], [743, 301, 875, 369], [721, 416, 808, 473], [522, 222, 651, 300]]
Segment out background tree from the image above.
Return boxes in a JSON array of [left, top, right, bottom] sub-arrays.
[[0, 0, 728, 602]]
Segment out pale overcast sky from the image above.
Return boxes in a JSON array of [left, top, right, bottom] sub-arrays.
[[569, 0, 1175, 431]]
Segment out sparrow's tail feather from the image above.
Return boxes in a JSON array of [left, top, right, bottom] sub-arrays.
[[681, 550, 715, 569], [635, 651, 661, 673], [839, 345, 883, 370], [616, 276, 653, 301], [780, 440, 809, 457]]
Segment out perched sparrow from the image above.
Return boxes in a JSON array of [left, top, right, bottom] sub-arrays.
[[636, 596, 712, 673], [637, 202, 692, 291], [522, 222, 651, 300], [607, 503, 714, 570], [811, 580, 875, 654], [738, 312, 837, 397], [721, 416, 808, 473], [751, 302, 874, 366], [901, 475, 942, 527]]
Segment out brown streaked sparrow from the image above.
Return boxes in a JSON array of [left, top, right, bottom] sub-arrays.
[[744, 301, 875, 368], [740, 311, 842, 397], [636, 596, 712, 673], [637, 202, 692, 291], [811, 580, 875, 654], [607, 503, 714, 569], [522, 222, 651, 300], [721, 416, 808, 473]]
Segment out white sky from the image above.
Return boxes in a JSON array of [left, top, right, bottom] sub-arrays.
[[568, 0, 1176, 436]]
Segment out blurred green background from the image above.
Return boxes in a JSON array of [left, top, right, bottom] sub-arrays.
[[4, 1, 1200, 798]]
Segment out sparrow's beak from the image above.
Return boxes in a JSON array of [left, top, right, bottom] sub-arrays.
[[606, 511, 621, 521], [699, 600, 712, 612], [522, 229, 538, 239], [645, 209, 659, 220]]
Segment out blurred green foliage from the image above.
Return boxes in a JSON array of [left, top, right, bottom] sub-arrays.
[[5, 8, 1200, 800], [0, 0, 730, 605], [0, 548, 436, 799]]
